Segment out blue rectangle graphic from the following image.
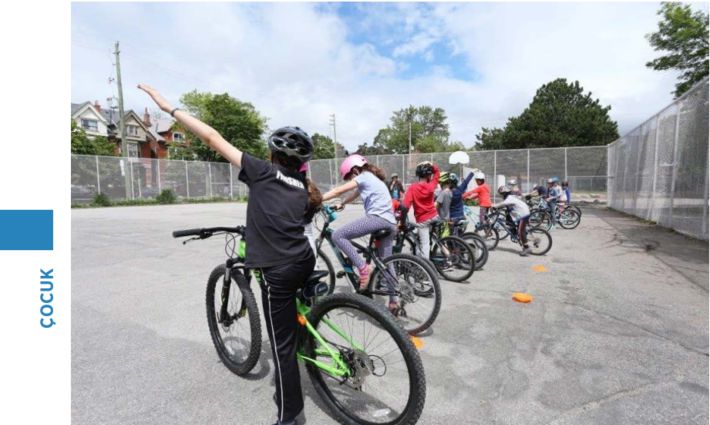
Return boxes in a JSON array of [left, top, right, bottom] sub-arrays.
[[0, 210, 53, 250]]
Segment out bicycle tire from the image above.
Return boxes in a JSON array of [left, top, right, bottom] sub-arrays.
[[369, 253, 442, 335], [430, 236, 475, 282], [529, 209, 552, 231], [558, 209, 581, 230], [526, 228, 552, 256], [303, 293, 426, 425], [316, 248, 337, 294], [461, 232, 489, 270], [473, 225, 499, 251], [206, 265, 262, 376]]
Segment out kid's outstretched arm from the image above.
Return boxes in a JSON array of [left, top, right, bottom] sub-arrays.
[[138, 84, 243, 168]]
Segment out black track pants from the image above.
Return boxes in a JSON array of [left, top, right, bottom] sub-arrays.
[[257, 253, 315, 423]]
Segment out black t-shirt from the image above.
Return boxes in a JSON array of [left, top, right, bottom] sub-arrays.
[[238, 154, 312, 268]]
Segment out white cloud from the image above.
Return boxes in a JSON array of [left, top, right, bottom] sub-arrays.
[[72, 2, 688, 153]]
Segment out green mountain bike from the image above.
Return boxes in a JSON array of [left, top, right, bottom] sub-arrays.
[[173, 225, 426, 425]]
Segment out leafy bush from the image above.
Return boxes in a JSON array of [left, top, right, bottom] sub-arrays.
[[156, 189, 177, 204], [92, 192, 111, 207]]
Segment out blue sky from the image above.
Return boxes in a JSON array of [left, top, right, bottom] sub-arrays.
[[71, 2, 705, 151]]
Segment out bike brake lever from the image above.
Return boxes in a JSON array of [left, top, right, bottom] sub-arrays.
[[182, 236, 201, 245]]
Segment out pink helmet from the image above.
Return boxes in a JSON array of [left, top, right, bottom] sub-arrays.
[[339, 154, 368, 179]]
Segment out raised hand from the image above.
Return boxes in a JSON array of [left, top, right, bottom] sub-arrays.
[[137, 84, 174, 113]]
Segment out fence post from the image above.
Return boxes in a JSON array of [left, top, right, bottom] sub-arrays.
[[129, 160, 135, 199], [564, 147, 568, 181], [401, 157, 405, 184], [526, 149, 530, 191], [95, 155, 101, 194], [229, 165, 234, 200], [157, 159, 162, 193], [703, 148, 709, 237], [207, 162, 213, 198], [185, 160, 190, 198], [650, 114, 661, 221], [668, 102, 682, 227], [493, 150, 497, 203]]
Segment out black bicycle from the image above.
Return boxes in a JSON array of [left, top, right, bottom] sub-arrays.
[[314, 206, 442, 335], [173, 225, 427, 425], [394, 220, 476, 283]]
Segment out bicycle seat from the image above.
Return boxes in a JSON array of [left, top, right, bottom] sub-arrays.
[[300, 271, 330, 300], [371, 228, 392, 240], [307, 270, 330, 285]]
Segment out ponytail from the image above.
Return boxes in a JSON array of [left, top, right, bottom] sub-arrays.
[[362, 163, 386, 182]]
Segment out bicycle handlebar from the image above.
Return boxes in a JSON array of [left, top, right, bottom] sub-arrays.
[[172, 226, 245, 239]]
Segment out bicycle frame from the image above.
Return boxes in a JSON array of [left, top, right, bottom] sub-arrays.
[[315, 208, 398, 298], [294, 298, 363, 379]]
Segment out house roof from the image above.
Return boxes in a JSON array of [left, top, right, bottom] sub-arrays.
[[71, 102, 109, 124]]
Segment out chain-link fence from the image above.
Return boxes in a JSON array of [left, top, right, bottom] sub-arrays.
[[71, 155, 249, 203], [309, 146, 608, 203], [608, 78, 709, 241]]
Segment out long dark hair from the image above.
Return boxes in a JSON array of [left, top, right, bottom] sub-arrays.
[[356, 163, 386, 182]]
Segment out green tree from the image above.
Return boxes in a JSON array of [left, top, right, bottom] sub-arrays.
[[178, 90, 269, 161], [310, 132, 346, 159], [71, 120, 116, 156], [646, 2, 709, 98], [373, 105, 461, 154], [475, 79, 619, 150]]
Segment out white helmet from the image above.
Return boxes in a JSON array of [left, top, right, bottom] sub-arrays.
[[474, 172, 485, 180]]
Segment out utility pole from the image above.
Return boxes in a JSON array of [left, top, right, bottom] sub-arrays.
[[114, 41, 131, 199], [329, 113, 338, 160], [408, 120, 412, 154]]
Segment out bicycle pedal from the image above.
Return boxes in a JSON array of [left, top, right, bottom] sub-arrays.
[[336, 271, 346, 278]]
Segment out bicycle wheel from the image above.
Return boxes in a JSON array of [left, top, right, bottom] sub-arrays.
[[369, 253, 442, 335], [558, 209, 581, 230], [529, 209, 552, 231], [303, 293, 426, 425], [461, 232, 489, 270], [206, 265, 262, 376], [430, 236, 475, 282], [316, 248, 337, 294], [526, 228, 552, 256], [473, 225, 499, 251]]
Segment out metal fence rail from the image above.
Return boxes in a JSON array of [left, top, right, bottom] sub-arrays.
[[308, 146, 608, 203], [607, 78, 709, 241], [71, 155, 249, 203], [73, 145, 608, 205]]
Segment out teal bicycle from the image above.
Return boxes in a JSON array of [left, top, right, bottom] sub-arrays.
[[173, 225, 426, 425]]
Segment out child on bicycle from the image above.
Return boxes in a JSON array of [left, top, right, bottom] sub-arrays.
[[139, 84, 317, 425], [321, 154, 398, 309], [436, 172, 453, 223], [462, 172, 491, 228], [445, 172, 475, 235], [492, 185, 532, 256], [402, 161, 441, 259], [561, 180, 571, 205]]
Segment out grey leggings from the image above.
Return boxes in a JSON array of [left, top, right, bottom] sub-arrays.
[[332, 215, 395, 270]]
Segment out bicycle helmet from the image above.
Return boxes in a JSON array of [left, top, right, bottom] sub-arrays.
[[268, 126, 313, 163], [438, 171, 450, 184], [508, 179, 518, 186], [391, 173, 398, 178], [449, 173, 459, 185], [474, 172, 485, 180], [339, 154, 368, 179], [498, 185, 512, 195], [547, 178, 555, 184], [415, 162, 434, 178]]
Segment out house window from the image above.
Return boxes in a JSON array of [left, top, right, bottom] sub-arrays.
[[128, 142, 139, 158], [172, 132, 185, 143], [81, 119, 98, 132], [127, 125, 139, 136]]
